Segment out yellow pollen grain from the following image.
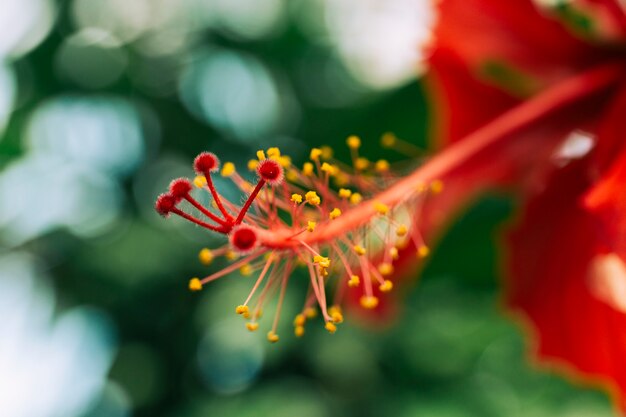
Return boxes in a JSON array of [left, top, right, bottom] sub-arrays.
[[381, 132, 397, 148], [325, 321, 337, 334], [319, 267, 329, 277], [221, 162, 235, 177], [375, 159, 390, 173], [193, 175, 207, 188], [321, 162, 337, 175], [236, 305, 249, 315], [307, 221, 317, 232], [353, 245, 366, 256], [305, 190, 321, 206], [294, 314, 306, 327], [329, 306, 343, 324], [313, 255, 331, 268], [360, 295, 379, 309], [278, 155, 291, 168], [291, 193, 303, 204], [329, 208, 342, 220], [239, 264, 253, 276], [348, 275, 360, 287], [346, 135, 361, 149], [310, 148, 323, 161], [267, 147, 281, 158], [418, 245, 430, 258], [338, 188, 352, 199], [226, 250, 238, 261], [389, 247, 399, 260], [320, 145, 334, 159], [350, 193, 363, 205], [295, 326, 305, 337], [198, 248, 214, 265], [305, 307, 318, 319], [355, 157, 370, 171], [247, 159, 259, 171], [374, 201, 389, 215], [378, 263, 394, 276], [286, 169, 298, 182], [334, 172, 350, 187], [396, 224, 408, 237], [267, 331, 279, 343], [302, 162, 314, 176], [430, 180, 444, 194], [188, 278, 203, 292], [379, 280, 393, 292], [256, 150, 266, 160], [246, 322, 259, 332]]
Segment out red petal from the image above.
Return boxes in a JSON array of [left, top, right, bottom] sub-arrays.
[[505, 159, 626, 412]]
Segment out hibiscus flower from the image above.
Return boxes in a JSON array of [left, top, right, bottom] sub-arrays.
[[425, 0, 626, 412]]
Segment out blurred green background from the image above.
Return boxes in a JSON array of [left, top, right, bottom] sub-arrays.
[[0, 1, 616, 416]]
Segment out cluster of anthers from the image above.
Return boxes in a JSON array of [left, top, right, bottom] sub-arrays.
[[155, 134, 443, 343]]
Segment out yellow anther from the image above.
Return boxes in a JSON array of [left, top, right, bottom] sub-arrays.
[[375, 159, 390, 173], [319, 267, 329, 277], [334, 172, 350, 187], [226, 250, 238, 261], [355, 157, 370, 171], [379, 280, 393, 292], [378, 263, 394, 276], [302, 162, 314, 176], [346, 135, 361, 149], [396, 239, 410, 250], [294, 314, 306, 327], [389, 247, 399, 260], [286, 169, 298, 182], [305, 191, 321, 206], [325, 321, 337, 334], [256, 150, 266, 160], [329, 208, 342, 220], [321, 162, 337, 175], [381, 132, 397, 148], [198, 248, 214, 265], [418, 245, 430, 258], [374, 201, 389, 215], [396, 224, 408, 237], [267, 147, 281, 158], [360, 295, 379, 309], [353, 245, 366, 256], [310, 148, 323, 161], [239, 264, 253, 276], [295, 326, 305, 337], [349, 193, 363, 205], [338, 188, 352, 199], [236, 305, 249, 315], [348, 275, 360, 287], [307, 221, 317, 232], [246, 322, 259, 332], [267, 331, 279, 343], [278, 155, 291, 168], [305, 307, 318, 319], [188, 278, 203, 292], [430, 180, 444, 194], [291, 193, 303, 204], [329, 306, 344, 324], [247, 159, 259, 171], [313, 255, 331, 268], [221, 162, 235, 177], [193, 175, 207, 188], [320, 145, 334, 159]]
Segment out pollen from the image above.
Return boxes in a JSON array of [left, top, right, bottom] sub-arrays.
[[346, 135, 361, 149], [355, 157, 370, 171], [396, 224, 408, 237], [320, 146, 334, 159], [302, 162, 314, 176], [291, 193, 303, 204], [267, 147, 281, 158], [189, 278, 203, 291], [389, 247, 399, 260], [307, 221, 317, 232], [305, 307, 318, 319], [374, 201, 389, 215], [329, 208, 342, 220], [305, 191, 321, 206], [310, 148, 323, 161], [360, 296, 379, 309], [381, 132, 397, 147], [247, 159, 259, 171], [198, 248, 214, 265], [313, 255, 331, 268], [267, 331, 279, 343], [257, 150, 266, 160], [348, 275, 360, 287], [353, 245, 366, 256], [378, 263, 394, 276], [293, 314, 306, 327], [325, 321, 337, 334], [379, 280, 393, 292], [350, 193, 362, 205], [430, 180, 444, 194], [246, 323, 259, 332], [236, 305, 249, 316], [221, 162, 235, 177], [375, 159, 390, 173], [226, 250, 238, 261], [338, 188, 352, 199], [239, 264, 253, 276], [321, 162, 337, 175], [329, 306, 343, 323], [418, 245, 430, 258], [193, 175, 207, 188]]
